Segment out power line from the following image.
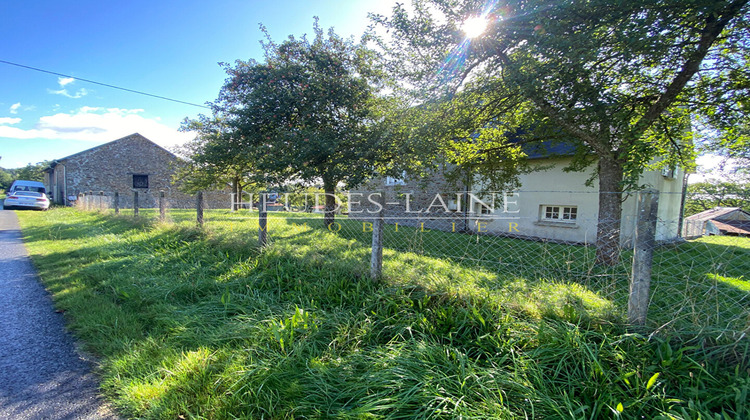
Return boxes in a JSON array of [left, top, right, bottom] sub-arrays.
[[0, 59, 210, 109]]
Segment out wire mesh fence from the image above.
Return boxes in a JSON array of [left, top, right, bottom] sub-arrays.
[[75, 188, 749, 343]]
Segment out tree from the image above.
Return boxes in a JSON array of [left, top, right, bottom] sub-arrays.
[[12, 162, 48, 183], [0, 167, 13, 192], [696, 120, 750, 173], [176, 115, 265, 210], [375, 0, 749, 265], [685, 178, 750, 216], [219, 20, 391, 227]]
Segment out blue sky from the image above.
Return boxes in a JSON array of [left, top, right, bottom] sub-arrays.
[[0, 0, 727, 181], [0, 0, 397, 168]]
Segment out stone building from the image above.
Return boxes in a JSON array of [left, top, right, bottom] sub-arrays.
[[43, 133, 228, 209]]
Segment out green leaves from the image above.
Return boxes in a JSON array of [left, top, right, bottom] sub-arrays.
[[217, 20, 394, 194], [646, 372, 661, 391]]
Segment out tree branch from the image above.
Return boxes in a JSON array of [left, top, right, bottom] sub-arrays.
[[632, 0, 749, 137]]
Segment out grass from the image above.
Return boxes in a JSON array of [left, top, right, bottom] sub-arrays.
[[15, 207, 750, 419]]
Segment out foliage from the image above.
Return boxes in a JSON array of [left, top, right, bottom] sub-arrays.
[[696, 120, 750, 173], [7, 161, 49, 183], [218, 19, 393, 225], [175, 115, 267, 211], [0, 161, 49, 192], [16, 207, 750, 419], [685, 178, 750, 215], [0, 167, 13, 191], [373, 0, 749, 265]]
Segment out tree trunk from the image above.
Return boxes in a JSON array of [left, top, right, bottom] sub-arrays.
[[595, 156, 624, 266], [323, 177, 336, 228], [231, 178, 239, 211]]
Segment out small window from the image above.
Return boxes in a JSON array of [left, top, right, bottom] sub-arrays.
[[541, 205, 577, 222], [476, 203, 493, 215], [133, 174, 149, 189], [661, 166, 676, 179]]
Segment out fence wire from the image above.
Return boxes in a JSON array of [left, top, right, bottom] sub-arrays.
[[75, 189, 750, 343]]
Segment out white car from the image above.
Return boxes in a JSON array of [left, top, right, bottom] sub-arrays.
[[4, 191, 50, 210], [9, 179, 47, 195]]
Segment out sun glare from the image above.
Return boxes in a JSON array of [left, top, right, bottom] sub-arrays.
[[462, 16, 488, 38]]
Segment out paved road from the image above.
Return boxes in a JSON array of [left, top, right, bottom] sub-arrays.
[[0, 208, 118, 419]]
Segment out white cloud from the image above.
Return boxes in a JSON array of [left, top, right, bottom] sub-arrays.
[[0, 117, 21, 125], [0, 107, 193, 148], [48, 87, 88, 98], [9, 102, 21, 114], [48, 77, 88, 98], [58, 77, 75, 86]]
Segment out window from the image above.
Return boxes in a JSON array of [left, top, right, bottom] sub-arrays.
[[476, 203, 493, 215], [541, 205, 577, 222], [133, 174, 149, 189], [661, 166, 676, 179]]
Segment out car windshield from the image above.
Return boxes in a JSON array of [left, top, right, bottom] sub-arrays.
[[12, 191, 43, 197], [13, 186, 45, 193]]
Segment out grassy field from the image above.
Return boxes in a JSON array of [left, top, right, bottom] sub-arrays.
[[16, 207, 750, 419]]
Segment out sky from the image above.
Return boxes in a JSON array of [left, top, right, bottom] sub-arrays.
[[0, 0, 398, 169], [0, 1, 731, 181]]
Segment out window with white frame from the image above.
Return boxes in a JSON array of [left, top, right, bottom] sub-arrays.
[[475, 203, 493, 215], [541, 205, 577, 222]]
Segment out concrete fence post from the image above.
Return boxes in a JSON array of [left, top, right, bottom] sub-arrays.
[[628, 189, 659, 326], [370, 192, 385, 281], [88, 191, 93, 211], [133, 191, 139, 216], [78, 193, 84, 210], [114, 192, 120, 215], [258, 193, 268, 247], [99, 191, 105, 211], [159, 191, 166, 222], [196, 191, 204, 227]]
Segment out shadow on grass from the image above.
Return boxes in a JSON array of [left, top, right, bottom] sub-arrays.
[[15, 208, 750, 419]]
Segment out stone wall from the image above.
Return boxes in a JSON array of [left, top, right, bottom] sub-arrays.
[[49, 133, 228, 209], [351, 165, 472, 232]]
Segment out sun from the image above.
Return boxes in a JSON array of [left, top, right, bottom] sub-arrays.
[[462, 16, 488, 38]]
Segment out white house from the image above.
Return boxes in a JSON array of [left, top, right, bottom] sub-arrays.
[[358, 153, 687, 246], [467, 156, 686, 245]]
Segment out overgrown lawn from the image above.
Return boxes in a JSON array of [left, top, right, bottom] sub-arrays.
[[16, 208, 750, 419]]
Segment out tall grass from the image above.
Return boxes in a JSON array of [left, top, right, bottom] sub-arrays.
[[17, 208, 750, 419]]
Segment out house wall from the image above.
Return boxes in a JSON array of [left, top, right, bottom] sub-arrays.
[[351, 165, 470, 231], [620, 166, 686, 244], [477, 158, 685, 244], [705, 220, 722, 236], [358, 157, 685, 245], [471, 157, 600, 244], [45, 134, 228, 209]]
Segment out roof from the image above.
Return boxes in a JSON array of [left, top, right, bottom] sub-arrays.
[[710, 220, 750, 235], [520, 140, 579, 160], [464, 127, 580, 161], [504, 128, 580, 160], [685, 207, 749, 221], [46, 133, 175, 170]]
